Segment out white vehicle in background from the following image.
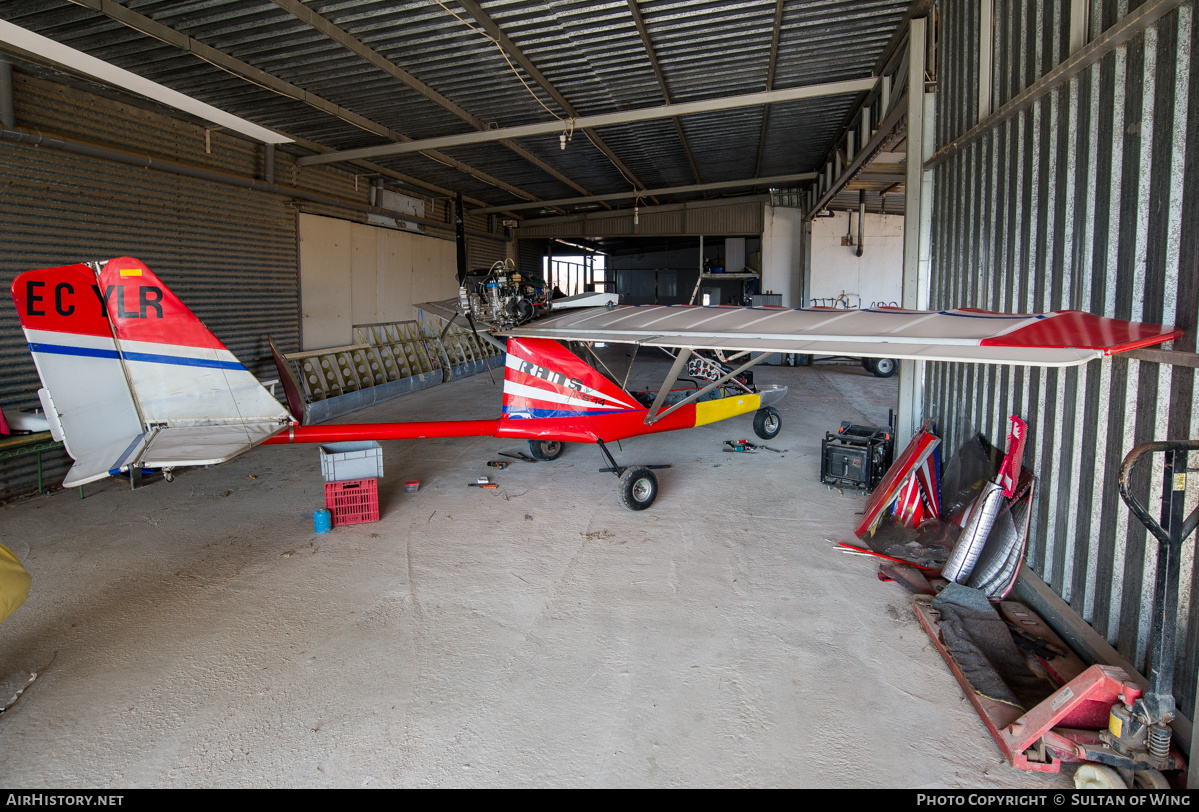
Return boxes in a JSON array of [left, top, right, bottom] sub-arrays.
[[860, 357, 897, 378], [790, 353, 898, 378], [802, 296, 899, 378]]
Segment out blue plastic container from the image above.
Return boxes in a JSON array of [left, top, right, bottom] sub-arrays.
[[313, 508, 332, 534]]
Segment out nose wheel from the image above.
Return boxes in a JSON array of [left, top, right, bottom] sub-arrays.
[[753, 407, 781, 440]]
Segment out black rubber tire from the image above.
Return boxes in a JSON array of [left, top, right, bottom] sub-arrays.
[[753, 407, 782, 440], [871, 357, 897, 378], [1131, 770, 1170, 789], [861, 357, 877, 373], [618, 467, 658, 511], [528, 439, 564, 461]]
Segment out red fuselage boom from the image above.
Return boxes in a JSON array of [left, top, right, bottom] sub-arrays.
[[261, 419, 502, 444]]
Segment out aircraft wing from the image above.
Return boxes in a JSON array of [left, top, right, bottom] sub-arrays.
[[418, 292, 619, 330], [499, 305, 1182, 367], [417, 298, 462, 324]]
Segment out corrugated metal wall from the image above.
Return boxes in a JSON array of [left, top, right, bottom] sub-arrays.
[[925, 0, 1199, 715], [1, 74, 299, 497], [467, 234, 509, 270], [517, 238, 550, 278]]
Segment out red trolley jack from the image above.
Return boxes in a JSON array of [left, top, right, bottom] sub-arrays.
[[916, 440, 1197, 789]]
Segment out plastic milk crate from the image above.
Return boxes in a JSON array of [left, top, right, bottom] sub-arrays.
[[325, 478, 380, 526], [319, 441, 384, 482]]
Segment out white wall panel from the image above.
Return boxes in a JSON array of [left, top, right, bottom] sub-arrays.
[[300, 214, 457, 349]]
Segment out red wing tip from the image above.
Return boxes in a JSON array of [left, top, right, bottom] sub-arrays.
[[1101, 327, 1186, 355]]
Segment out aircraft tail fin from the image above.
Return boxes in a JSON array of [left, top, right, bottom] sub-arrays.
[[12, 258, 290, 485]]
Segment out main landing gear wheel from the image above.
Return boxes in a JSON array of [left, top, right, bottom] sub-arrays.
[[618, 467, 658, 511], [753, 407, 782, 440], [1073, 763, 1126, 789], [528, 439, 564, 461]]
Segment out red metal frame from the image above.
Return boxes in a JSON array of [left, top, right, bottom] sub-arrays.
[[913, 596, 1186, 774]]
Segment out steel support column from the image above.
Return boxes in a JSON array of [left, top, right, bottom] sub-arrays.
[[978, 0, 993, 122], [897, 16, 930, 449], [0, 60, 13, 129]]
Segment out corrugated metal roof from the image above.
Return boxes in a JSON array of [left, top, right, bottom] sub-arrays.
[[1, 0, 911, 213]]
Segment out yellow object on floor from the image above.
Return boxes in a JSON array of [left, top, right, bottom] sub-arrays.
[[0, 542, 31, 622]]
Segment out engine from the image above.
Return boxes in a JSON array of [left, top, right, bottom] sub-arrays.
[[459, 260, 551, 328], [686, 352, 754, 388]]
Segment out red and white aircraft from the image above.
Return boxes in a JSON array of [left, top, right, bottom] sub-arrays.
[[10, 257, 1182, 510]]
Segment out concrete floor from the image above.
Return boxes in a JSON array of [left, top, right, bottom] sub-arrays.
[[0, 356, 1075, 788]]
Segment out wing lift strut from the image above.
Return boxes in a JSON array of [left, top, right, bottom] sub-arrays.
[[643, 348, 769, 426]]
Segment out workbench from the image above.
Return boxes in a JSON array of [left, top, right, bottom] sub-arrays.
[[0, 431, 64, 494]]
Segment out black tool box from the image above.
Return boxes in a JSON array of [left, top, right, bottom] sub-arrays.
[[820, 421, 894, 490]]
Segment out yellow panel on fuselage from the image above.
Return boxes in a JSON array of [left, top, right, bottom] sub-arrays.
[[693, 392, 761, 427]]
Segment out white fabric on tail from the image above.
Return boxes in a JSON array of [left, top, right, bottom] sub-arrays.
[[24, 328, 146, 487]]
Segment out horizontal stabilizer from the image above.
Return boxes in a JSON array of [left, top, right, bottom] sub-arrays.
[[59, 423, 286, 487], [138, 423, 286, 468], [62, 433, 151, 488]]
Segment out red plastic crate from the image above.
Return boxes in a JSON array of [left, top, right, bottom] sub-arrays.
[[324, 477, 380, 526]]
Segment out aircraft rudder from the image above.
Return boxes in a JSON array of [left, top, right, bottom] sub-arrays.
[[97, 257, 228, 350]]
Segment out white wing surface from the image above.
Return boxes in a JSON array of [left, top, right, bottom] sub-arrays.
[[501, 305, 1181, 367]]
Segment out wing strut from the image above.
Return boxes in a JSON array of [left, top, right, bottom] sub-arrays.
[[620, 345, 639, 390], [645, 349, 691, 423], [644, 350, 769, 425]]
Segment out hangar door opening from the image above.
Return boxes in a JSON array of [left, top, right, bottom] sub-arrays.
[[298, 213, 459, 351], [520, 236, 765, 307]]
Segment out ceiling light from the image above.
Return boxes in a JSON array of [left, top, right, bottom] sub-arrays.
[[0, 19, 291, 144]]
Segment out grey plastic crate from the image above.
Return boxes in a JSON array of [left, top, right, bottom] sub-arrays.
[[319, 441, 384, 482]]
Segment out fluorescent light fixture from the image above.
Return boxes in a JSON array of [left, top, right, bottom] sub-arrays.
[[0, 19, 291, 144]]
